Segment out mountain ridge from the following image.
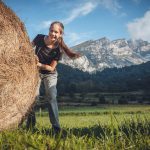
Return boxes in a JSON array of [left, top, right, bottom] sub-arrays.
[[61, 37, 150, 73]]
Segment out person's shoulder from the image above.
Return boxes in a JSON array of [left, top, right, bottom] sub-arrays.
[[34, 34, 46, 42], [33, 34, 46, 46], [36, 34, 45, 39]]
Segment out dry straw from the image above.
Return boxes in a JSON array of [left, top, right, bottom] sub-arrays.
[[0, 1, 39, 130]]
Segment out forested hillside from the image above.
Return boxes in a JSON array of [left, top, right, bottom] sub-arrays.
[[57, 61, 150, 94]]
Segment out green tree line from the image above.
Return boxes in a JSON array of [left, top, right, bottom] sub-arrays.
[[57, 61, 150, 94]]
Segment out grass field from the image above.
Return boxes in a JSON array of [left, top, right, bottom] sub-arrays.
[[0, 105, 150, 150]]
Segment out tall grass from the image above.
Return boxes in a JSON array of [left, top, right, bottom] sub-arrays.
[[0, 106, 150, 150]]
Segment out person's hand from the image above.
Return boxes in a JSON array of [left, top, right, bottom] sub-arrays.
[[37, 62, 42, 67]]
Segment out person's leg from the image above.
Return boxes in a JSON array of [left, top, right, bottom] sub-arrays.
[[43, 73, 61, 132], [26, 78, 41, 129], [26, 110, 36, 129], [39, 79, 45, 97]]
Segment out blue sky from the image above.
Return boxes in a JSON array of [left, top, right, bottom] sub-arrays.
[[4, 0, 150, 46]]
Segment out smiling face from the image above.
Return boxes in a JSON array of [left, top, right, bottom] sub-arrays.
[[48, 24, 62, 43]]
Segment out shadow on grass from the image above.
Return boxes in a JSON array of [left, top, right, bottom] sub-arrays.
[[22, 119, 150, 139], [65, 120, 150, 138]]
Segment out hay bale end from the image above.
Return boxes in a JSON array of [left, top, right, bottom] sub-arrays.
[[0, 1, 39, 131]]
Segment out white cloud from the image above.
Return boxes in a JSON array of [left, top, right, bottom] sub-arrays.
[[38, 0, 122, 30], [132, 0, 141, 5], [65, 31, 94, 46], [63, 2, 98, 24], [38, 1, 97, 29], [40, 20, 52, 29], [66, 32, 80, 43], [65, 32, 85, 46], [31, 20, 52, 31], [127, 10, 150, 42], [97, 0, 121, 14]]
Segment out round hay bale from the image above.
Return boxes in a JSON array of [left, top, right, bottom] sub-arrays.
[[0, 1, 39, 130]]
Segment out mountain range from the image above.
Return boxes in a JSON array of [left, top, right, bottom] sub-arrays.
[[61, 38, 150, 73]]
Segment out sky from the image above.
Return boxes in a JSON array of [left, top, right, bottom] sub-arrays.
[[4, 0, 150, 46]]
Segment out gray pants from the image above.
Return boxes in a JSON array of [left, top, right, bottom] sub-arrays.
[[26, 73, 60, 131]]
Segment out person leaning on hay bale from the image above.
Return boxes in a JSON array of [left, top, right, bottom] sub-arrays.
[[26, 21, 81, 133]]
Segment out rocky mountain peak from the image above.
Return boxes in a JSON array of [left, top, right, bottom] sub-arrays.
[[61, 38, 150, 73]]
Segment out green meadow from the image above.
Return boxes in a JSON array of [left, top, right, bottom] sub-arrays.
[[0, 105, 150, 150]]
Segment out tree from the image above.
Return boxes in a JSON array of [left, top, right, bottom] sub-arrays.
[[118, 96, 128, 104], [99, 95, 106, 104]]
